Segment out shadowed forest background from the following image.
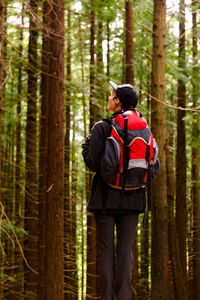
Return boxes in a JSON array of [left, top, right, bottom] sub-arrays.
[[0, 0, 199, 299]]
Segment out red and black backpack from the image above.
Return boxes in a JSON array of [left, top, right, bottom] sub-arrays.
[[101, 109, 155, 190]]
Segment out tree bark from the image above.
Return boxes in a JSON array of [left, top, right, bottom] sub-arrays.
[[89, 2, 96, 130], [96, 17, 104, 118], [167, 144, 189, 300], [0, 1, 4, 298], [14, 3, 24, 298], [64, 8, 72, 300], [24, 0, 38, 298], [45, 0, 65, 299], [70, 111, 78, 298], [139, 217, 149, 299], [151, 0, 168, 299], [87, 2, 97, 298], [176, 0, 187, 280], [38, 1, 65, 299], [38, 1, 50, 298], [191, 2, 200, 299], [125, 0, 134, 84]]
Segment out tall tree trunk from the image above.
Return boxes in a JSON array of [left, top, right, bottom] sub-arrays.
[[38, 1, 50, 299], [78, 15, 88, 298], [0, 1, 4, 298], [125, 1, 138, 296], [7, 126, 16, 298], [139, 218, 149, 299], [89, 1, 96, 130], [78, 14, 87, 141], [138, 78, 151, 300], [40, 0, 65, 299], [64, 8, 72, 300], [70, 112, 78, 298], [151, 0, 168, 299], [106, 20, 110, 109], [176, 0, 187, 282], [191, 2, 200, 299], [38, 1, 65, 299], [87, 1, 97, 298], [125, 0, 134, 84], [24, 0, 38, 298], [96, 17, 104, 119], [14, 3, 24, 297], [167, 143, 189, 300]]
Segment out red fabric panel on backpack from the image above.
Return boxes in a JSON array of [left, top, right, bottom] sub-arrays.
[[114, 110, 147, 130], [129, 139, 147, 159]]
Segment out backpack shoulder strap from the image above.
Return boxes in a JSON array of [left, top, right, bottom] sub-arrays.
[[122, 113, 129, 191], [102, 117, 112, 124]]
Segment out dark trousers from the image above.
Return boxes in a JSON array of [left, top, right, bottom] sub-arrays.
[[94, 212, 138, 300]]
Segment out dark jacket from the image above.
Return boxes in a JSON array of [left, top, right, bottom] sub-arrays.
[[82, 111, 147, 213]]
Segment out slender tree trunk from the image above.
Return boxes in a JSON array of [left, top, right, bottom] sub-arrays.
[[139, 218, 149, 299], [191, 2, 200, 299], [38, 1, 50, 299], [176, 0, 187, 280], [6, 127, 15, 300], [106, 20, 110, 109], [96, 17, 104, 119], [87, 1, 97, 298], [71, 112, 78, 298], [14, 3, 24, 297], [151, 0, 168, 299], [138, 78, 151, 300], [125, 0, 134, 84], [125, 1, 138, 296], [43, 0, 65, 299], [89, 1, 96, 130], [64, 8, 72, 300], [167, 144, 189, 300], [0, 1, 4, 298], [78, 14, 87, 140], [24, 0, 38, 298], [78, 15, 88, 299]]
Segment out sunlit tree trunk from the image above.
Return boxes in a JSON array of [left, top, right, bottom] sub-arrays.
[[87, 1, 97, 298], [176, 0, 187, 281], [125, 0, 134, 85], [78, 14, 87, 140], [0, 1, 4, 298], [105, 20, 110, 109], [96, 16, 104, 119], [191, 2, 200, 299], [14, 3, 24, 297], [24, 0, 38, 298], [89, 1, 96, 130], [151, 0, 168, 299], [78, 15, 88, 298]]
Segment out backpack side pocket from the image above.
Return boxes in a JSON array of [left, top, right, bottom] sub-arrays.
[[101, 137, 120, 185]]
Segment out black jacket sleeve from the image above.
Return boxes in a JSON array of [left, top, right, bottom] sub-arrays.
[[82, 120, 111, 172]]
